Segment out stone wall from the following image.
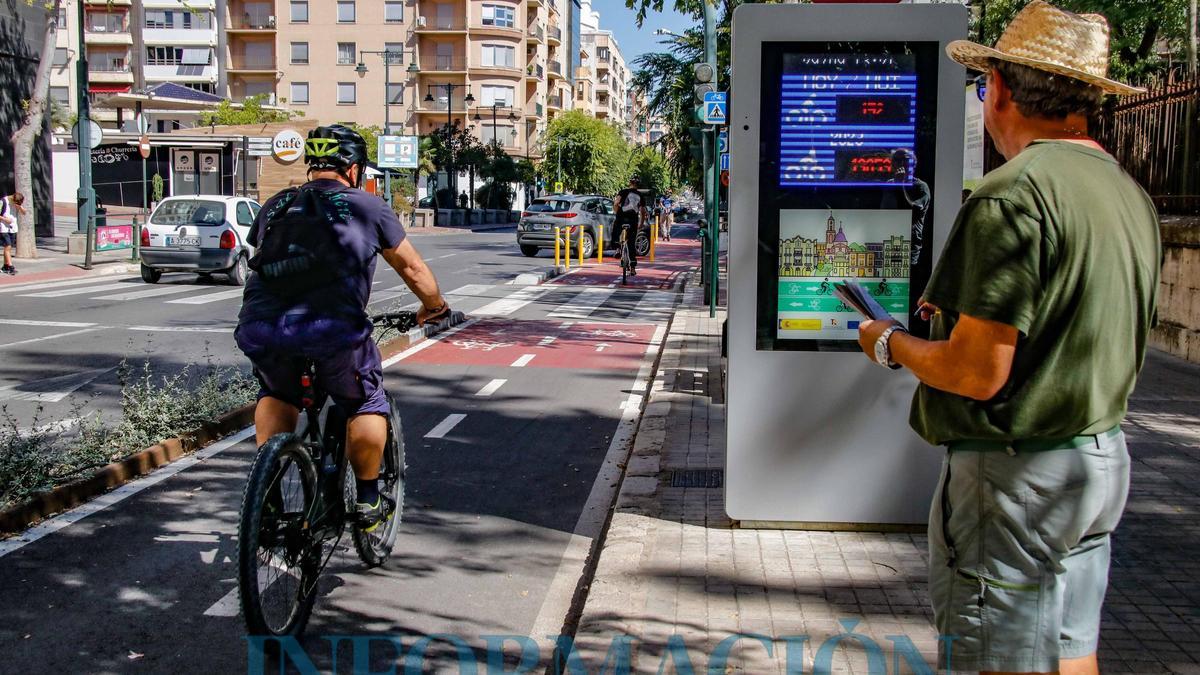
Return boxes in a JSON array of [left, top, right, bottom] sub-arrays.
[[1151, 216, 1200, 363]]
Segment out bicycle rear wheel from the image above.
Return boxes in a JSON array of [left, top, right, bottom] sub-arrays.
[[237, 433, 321, 637], [351, 396, 406, 567]]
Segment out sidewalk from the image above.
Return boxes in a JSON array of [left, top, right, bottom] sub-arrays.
[[572, 275, 1200, 673]]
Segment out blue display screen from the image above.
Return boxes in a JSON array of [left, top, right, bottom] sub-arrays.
[[779, 53, 918, 187]]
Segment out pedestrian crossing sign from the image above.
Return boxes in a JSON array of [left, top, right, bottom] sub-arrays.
[[702, 91, 728, 126]]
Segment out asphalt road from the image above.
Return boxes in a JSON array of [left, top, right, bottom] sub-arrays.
[[0, 223, 700, 673]]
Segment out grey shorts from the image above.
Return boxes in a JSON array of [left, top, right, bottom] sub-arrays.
[[928, 430, 1130, 673]]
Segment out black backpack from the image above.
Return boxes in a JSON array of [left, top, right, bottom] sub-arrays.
[[248, 187, 362, 297]]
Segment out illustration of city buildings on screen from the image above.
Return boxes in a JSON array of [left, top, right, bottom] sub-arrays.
[[777, 209, 911, 340]]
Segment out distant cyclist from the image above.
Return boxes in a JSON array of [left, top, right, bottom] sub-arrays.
[[235, 124, 449, 531], [613, 177, 647, 276]]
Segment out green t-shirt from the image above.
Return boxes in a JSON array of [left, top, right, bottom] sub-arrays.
[[910, 141, 1160, 445]]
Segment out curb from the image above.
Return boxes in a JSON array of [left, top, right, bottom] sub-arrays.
[[0, 403, 256, 535], [377, 310, 468, 361], [513, 266, 564, 286], [71, 261, 141, 275]]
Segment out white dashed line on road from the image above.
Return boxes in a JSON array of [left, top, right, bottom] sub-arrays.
[[0, 319, 97, 328], [511, 354, 536, 367], [425, 413, 466, 439], [125, 325, 235, 333], [475, 379, 507, 397], [0, 326, 106, 349]]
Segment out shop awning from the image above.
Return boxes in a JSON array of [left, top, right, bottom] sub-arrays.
[[88, 84, 132, 94]]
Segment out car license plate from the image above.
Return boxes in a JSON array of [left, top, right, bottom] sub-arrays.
[[533, 223, 550, 231], [167, 235, 200, 247]]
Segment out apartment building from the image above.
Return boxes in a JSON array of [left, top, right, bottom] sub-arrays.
[[579, 29, 627, 125]]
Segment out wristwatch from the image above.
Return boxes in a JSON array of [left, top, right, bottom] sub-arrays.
[[874, 325, 907, 370]]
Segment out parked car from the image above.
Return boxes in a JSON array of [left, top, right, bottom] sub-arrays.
[[516, 194, 649, 258], [140, 195, 260, 285]]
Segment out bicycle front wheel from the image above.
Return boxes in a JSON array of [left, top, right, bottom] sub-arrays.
[[237, 433, 321, 637], [351, 396, 406, 567]]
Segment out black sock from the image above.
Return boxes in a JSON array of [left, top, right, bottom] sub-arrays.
[[355, 478, 380, 505]]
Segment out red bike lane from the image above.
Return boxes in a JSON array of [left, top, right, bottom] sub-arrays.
[[547, 238, 700, 290]]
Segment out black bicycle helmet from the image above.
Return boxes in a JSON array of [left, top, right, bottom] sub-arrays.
[[304, 124, 368, 186]]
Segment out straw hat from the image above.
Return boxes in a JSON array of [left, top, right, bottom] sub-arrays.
[[946, 0, 1144, 95]]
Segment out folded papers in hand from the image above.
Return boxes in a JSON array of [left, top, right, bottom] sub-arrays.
[[833, 281, 897, 322]]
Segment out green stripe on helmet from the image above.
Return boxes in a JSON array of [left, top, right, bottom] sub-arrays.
[[305, 137, 341, 159]]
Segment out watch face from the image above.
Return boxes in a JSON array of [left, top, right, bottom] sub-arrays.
[[874, 338, 888, 365]]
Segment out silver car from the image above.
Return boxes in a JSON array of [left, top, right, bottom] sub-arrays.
[[516, 194, 648, 259]]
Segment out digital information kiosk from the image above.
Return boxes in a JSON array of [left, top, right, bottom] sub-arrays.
[[727, 4, 966, 526]]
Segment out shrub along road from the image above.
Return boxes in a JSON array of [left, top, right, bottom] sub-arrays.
[[0, 225, 702, 672]]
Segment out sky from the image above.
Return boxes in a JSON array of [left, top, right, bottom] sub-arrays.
[[589, 0, 696, 70]]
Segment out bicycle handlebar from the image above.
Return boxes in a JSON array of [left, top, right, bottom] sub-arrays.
[[370, 311, 419, 333]]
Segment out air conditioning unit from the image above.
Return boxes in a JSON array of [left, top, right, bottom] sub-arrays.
[[267, 16, 276, 27], [417, 16, 427, 27]]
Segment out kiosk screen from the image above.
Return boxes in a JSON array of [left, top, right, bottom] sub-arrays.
[[756, 42, 939, 351]]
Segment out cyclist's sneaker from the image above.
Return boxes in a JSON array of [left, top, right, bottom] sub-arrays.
[[356, 496, 387, 532]]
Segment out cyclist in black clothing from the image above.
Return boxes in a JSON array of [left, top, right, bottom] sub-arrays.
[[613, 177, 648, 275]]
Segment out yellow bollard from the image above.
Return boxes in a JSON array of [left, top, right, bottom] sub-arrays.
[[578, 227, 584, 266], [564, 226, 571, 269], [554, 226, 561, 268], [650, 222, 657, 262], [597, 226, 604, 263]]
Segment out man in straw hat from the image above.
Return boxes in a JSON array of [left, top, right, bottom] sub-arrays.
[[855, 2, 1161, 672]]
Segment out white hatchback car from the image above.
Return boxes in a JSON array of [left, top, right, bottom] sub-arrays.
[[140, 195, 261, 285]]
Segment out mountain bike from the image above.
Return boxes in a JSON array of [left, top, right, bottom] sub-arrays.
[[236, 311, 416, 637], [619, 226, 634, 285]]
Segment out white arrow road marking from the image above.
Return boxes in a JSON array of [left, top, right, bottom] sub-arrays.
[[475, 379, 507, 397], [0, 368, 113, 403], [425, 413, 466, 439], [0, 326, 106, 349], [594, 343, 611, 352]]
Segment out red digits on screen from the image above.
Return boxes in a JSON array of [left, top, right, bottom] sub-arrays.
[[861, 100, 885, 116], [850, 157, 893, 174]]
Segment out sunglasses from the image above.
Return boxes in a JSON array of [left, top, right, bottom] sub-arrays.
[[973, 73, 987, 102]]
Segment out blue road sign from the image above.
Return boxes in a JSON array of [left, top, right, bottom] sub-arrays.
[[702, 91, 728, 125], [378, 135, 419, 169], [720, 152, 729, 171], [718, 131, 728, 154]]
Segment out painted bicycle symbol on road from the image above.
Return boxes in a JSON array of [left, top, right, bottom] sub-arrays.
[[451, 339, 515, 352], [587, 329, 637, 339]]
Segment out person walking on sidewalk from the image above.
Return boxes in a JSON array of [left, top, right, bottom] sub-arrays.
[[855, 3, 1160, 674], [0, 192, 26, 275]]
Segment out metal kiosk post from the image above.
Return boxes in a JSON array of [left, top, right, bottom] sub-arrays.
[[726, 3, 966, 527]]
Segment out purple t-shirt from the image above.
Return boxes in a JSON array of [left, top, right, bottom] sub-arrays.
[[237, 179, 406, 348]]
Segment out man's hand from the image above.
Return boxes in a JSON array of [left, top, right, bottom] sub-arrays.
[[857, 318, 900, 365], [417, 301, 450, 326]]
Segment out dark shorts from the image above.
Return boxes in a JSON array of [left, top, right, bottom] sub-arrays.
[[235, 317, 387, 417], [0, 232, 15, 248]]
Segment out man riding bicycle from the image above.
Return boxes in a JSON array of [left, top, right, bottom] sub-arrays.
[[613, 177, 648, 276], [235, 124, 449, 531]]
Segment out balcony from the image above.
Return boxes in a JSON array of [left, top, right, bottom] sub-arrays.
[[525, 102, 542, 117], [471, 20, 522, 37], [228, 57, 276, 73], [227, 13, 277, 31], [547, 94, 562, 110], [548, 60, 562, 79], [425, 56, 467, 72], [547, 25, 562, 45], [415, 97, 471, 113], [525, 63, 544, 80], [84, 22, 133, 46], [414, 17, 467, 33], [526, 26, 544, 43]]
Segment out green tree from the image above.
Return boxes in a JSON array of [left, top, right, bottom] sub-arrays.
[[198, 94, 295, 126], [630, 146, 674, 197], [541, 110, 631, 195]]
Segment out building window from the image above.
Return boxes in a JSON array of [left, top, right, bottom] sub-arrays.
[[481, 4, 515, 28], [290, 1, 308, 22], [52, 47, 70, 67], [88, 11, 126, 32], [290, 42, 308, 64], [336, 42, 356, 65], [481, 124, 514, 146], [183, 82, 216, 94], [144, 9, 208, 29], [336, 1, 355, 23], [384, 1, 403, 22], [291, 82, 310, 104], [50, 86, 70, 106], [337, 82, 356, 104], [57, 6, 67, 29], [386, 82, 404, 105], [480, 85, 513, 107], [384, 43, 404, 64], [480, 44, 515, 68]]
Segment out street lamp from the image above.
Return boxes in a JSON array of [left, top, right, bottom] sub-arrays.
[[424, 83, 474, 205], [472, 102, 519, 149], [653, 28, 684, 40], [356, 48, 420, 205]]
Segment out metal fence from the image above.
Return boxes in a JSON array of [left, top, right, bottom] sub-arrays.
[[1094, 77, 1200, 215]]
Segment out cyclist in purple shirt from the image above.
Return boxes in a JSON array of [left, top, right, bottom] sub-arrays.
[[236, 125, 449, 529]]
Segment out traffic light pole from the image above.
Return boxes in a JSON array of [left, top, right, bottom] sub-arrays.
[[703, 0, 719, 317], [75, 0, 95, 244]]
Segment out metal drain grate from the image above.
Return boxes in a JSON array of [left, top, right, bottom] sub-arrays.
[[668, 469, 724, 488]]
